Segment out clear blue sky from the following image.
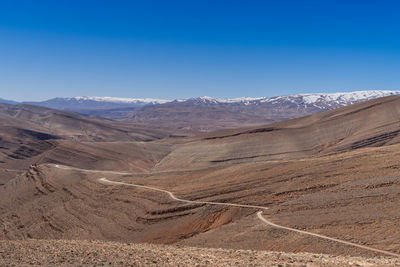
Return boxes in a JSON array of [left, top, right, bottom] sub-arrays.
[[1, 0, 399, 101]]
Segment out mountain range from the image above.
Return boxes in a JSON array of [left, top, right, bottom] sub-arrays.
[[2, 90, 397, 131], [16, 90, 399, 110]]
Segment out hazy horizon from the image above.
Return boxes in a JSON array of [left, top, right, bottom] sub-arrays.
[[1, 89, 400, 103]]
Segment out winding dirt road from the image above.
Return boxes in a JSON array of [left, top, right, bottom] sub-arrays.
[[52, 164, 400, 257], [256, 212, 400, 257], [99, 177, 269, 210]]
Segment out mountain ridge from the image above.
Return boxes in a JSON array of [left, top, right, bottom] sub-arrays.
[[4, 90, 400, 132], [14, 89, 400, 106]]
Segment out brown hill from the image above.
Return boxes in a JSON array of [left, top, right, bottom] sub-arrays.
[[155, 95, 400, 170], [0, 103, 173, 173], [0, 103, 170, 142]]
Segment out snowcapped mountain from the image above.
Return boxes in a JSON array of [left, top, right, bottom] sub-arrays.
[[72, 96, 170, 104], [124, 90, 400, 131], [23, 96, 171, 112], [22, 90, 400, 111], [186, 90, 400, 106], [4, 90, 400, 131]]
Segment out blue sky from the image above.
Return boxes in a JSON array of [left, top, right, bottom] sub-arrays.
[[1, 0, 399, 101]]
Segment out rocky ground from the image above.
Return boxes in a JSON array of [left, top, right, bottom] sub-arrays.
[[1, 240, 399, 267]]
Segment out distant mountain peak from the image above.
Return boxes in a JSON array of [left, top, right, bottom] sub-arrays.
[[289, 90, 400, 104], [72, 96, 171, 104], [179, 90, 400, 105]]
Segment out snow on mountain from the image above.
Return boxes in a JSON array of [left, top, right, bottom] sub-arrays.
[[193, 96, 264, 104], [120, 90, 400, 132], [270, 90, 400, 105], [25, 96, 171, 112], [13, 90, 399, 132], [187, 90, 400, 105], [72, 96, 170, 104], [28, 90, 400, 108], [18, 90, 400, 117]]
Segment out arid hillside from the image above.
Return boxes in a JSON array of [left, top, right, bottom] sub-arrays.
[[1, 96, 400, 264], [0, 103, 174, 183], [0, 103, 171, 142], [155, 95, 400, 170]]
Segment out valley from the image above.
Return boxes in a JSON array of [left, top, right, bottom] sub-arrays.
[[1, 95, 400, 265]]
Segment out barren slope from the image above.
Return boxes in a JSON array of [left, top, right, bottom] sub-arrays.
[[155, 95, 400, 170], [0, 103, 170, 142], [0, 103, 174, 172], [1, 143, 400, 257]]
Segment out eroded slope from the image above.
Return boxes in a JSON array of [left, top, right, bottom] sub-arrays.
[[156, 95, 400, 170]]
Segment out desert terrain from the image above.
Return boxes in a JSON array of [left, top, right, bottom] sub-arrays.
[[1, 96, 400, 265]]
